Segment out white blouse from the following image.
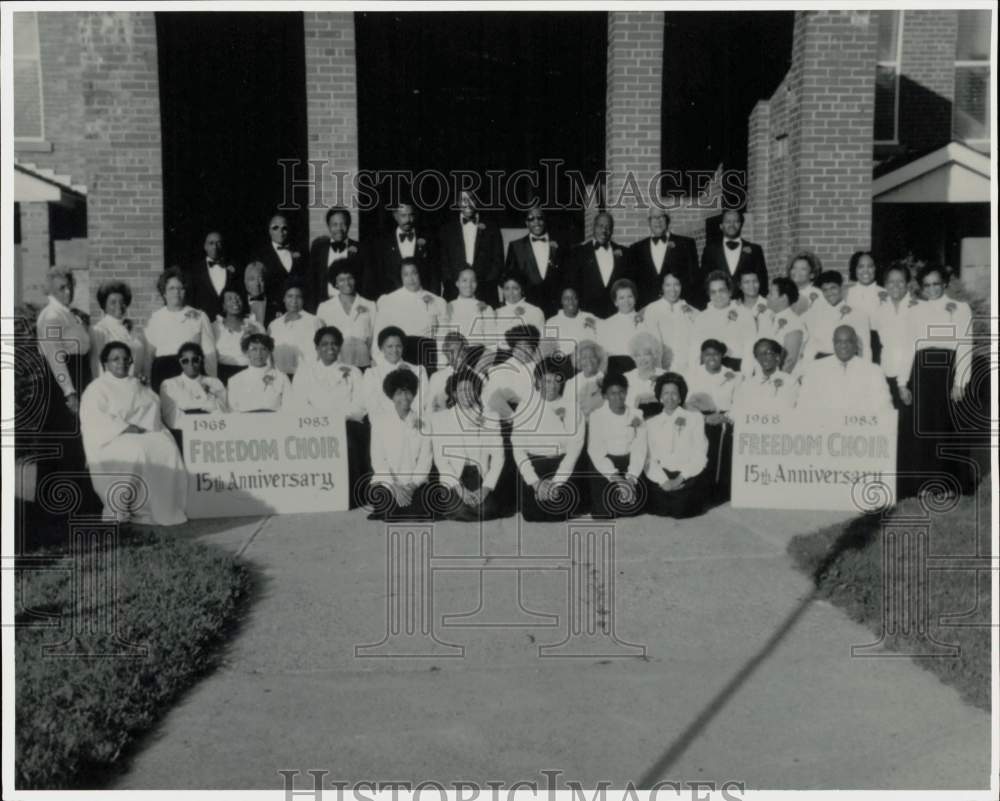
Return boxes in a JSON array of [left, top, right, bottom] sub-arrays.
[[90, 314, 145, 380], [444, 296, 496, 346], [802, 298, 872, 361], [362, 359, 430, 419], [741, 299, 774, 334], [494, 301, 546, 349], [430, 407, 504, 492], [846, 282, 883, 326], [292, 359, 365, 420], [37, 296, 91, 397], [872, 294, 917, 381], [689, 302, 757, 371], [369, 409, 433, 487], [315, 294, 375, 360], [644, 408, 708, 483], [375, 287, 447, 340], [685, 363, 741, 413], [907, 295, 974, 392], [145, 305, 216, 370], [268, 311, 321, 375], [598, 311, 648, 357], [542, 310, 601, 357], [760, 306, 807, 351], [731, 368, 798, 412], [213, 316, 263, 367], [511, 397, 585, 486], [227, 364, 292, 412], [587, 403, 648, 479], [640, 297, 698, 372], [159, 373, 229, 429]]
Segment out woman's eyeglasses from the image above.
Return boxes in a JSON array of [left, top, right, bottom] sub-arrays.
[[179, 356, 203, 365]]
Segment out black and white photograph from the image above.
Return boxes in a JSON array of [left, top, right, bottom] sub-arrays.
[[1, 1, 997, 797]]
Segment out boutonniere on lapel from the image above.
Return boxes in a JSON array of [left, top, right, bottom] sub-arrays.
[[945, 301, 957, 320], [416, 238, 427, 251], [772, 377, 784, 395], [681, 303, 693, 315], [613, 248, 624, 258], [514, 305, 525, 317], [348, 245, 358, 256], [839, 305, 852, 318], [477, 222, 486, 232], [422, 294, 434, 306], [291, 251, 301, 261], [727, 309, 738, 322], [907, 298, 920, 309], [776, 317, 787, 330], [633, 311, 644, 327], [262, 373, 275, 388], [226, 264, 235, 274], [548, 241, 558, 264], [554, 406, 566, 422], [878, 290, 888, 303], [184, 309, 200, 321], [354, 304, 368, 314], [808, 290, 820, 304], [410, 414, 424, 430], [667, 240, 676, 250], [742, 245, 752, 255], [722, 371, 736, 382], [476, 301, 488, 313], [674, 416, 686, 430], [755, 302, 767, 316], [339, 366, 352, 380], [629, 415, 643, 429], [583, 316, 597, 331], [123, 318, 133, 334]]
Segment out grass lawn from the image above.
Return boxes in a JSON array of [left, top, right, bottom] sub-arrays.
[[16, 524, 252, 789], [788, 478, 992, 711]]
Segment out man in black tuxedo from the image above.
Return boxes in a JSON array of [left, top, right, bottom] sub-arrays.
[[363, 202, 438, 299], [308, 207, 362, 311], [438, 191, 504, 305], [629, 209, 699, 308], [504, 205, 565, 317], [255, 214, 308, 307], [697, 209, 769, 308], [566, 212, 633, 318], [185, 230, 241, 318]]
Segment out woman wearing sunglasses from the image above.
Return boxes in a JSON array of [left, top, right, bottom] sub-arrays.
[[158, 342, 229, 432]]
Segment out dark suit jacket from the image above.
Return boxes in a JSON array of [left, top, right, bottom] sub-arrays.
[[363, 231, 439, 299], [504, 234, 566, 318], [254, 242, 309, 307], [697, 239, 769, 309], [308, 236, 363, 311], [185, 259, 242, 319], [438, 217, 504, 305], [566, 240, 634, 318], [629, 233, 699, 309]]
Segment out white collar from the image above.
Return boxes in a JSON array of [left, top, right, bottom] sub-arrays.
[[47, 294, 71, 313]]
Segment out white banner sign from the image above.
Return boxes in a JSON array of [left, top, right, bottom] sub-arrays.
[[731, 409, 898, 512], [182, 412, 349, 518]]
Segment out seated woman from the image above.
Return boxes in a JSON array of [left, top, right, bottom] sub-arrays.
[[586, 373, 648, 518], [430, 370, 506, 521], [443, 267, 495, 368], [213, 288, 263, 385], [511, 359, 585, 522], [363, 325, 430, 419], [494, 270, 546, 353], [689, 271, 756, 373], [730, 337, 799, 413], [145, 267, 217, 391], [640, 270, 698, 373], [80, 342, 187, 526], [598, 278, 646, 374], [159, 342, 229, 436], [542, 286, 600, 360], [564, 339, 607, 419], [762, 277, 807, 375], [623, 331, 666, 418], [227, 333, 292, 412], [736, 271, 773, 334], [268, 278, 321, 377], [315, 263, 375, 368], [373, 258, 447, 372], [367, 368, 434, 521], [643, 372, 709, 519], [685, 339, 741, 504], [90, 280, 146, 382]]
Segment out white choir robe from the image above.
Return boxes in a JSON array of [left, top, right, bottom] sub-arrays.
[[587, 403, 648, 479], [159, 374, 229, 429], [846, 282, 883, 327], [872, 294, 916, 382], [268, 311, 321, 375], [623, 367, 665, 411], [906, 295, 974, 393], [227, 364, 292, 412], [213, 317, 263, 369], [315, 294, 375, 367], [598, 311, 649, 357], [374, 287, 447, 342], [90, 315, 146, 380], [79, 372, 187, 525], [644, 407, 708, 484], [430, 407, 504, 492], [730, 369, 799, 413], [797, 356, 893, 413], [541, 309, 601, 357], [641, 298, 698, 372], [689, 302, 757, 372], [145, 305, 217, 377], [362, 359, 430, 419], [494, 301, 546, 350], [37, 295, 91, 397], [370, 409, 433, 488], [292, 359, 365, 420], [802, 298, 872, 361], [511, 398, 585, 487], [742, 299, 774, 335], [685, 363, 740, 413]]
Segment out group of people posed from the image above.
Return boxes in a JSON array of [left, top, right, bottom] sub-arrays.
[[33, 197, 976, 526]]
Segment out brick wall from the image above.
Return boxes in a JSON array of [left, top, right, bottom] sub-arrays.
[[79, 11, 164, 323], [304, 13, 360, 243], [898, 10, 957, 153], [17, 202, 51, 307]]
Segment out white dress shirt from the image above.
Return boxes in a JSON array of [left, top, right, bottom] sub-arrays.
[[907, 295, 974, 392], [268, 311, 321, 375], [292, 359, 365, 420], [90, 314, 145, 381], [797, 356, 893, 413], [145, 305, 217, 377], [396, 227, 416, 259], [730, 368, 798, 413], [370, 408, 432, 487], [227, 364, 291, 412], [213, 316, 263, 367], [326, 240, 351, 268], [689, 302, 757, 371], [36, 296, 92, 397], [461, 216, 478, 266], [649, 236, 668, 272], [723, 238, 743, 274], [587, 403, 648, 479], [511, 397, 585, 486], [375, 286, 447, 340], [159, 373, 229, 428], [362, 359, 429, 419], [685, 363, 740, 412], [803, 297, 872, 361], [645, 408, 709, 482], [272, 241, 293, 272], [871, 295, 916, 381], [641, 297, 699, 373], [599, 311, 648, 357], [207, 260, 228, 295], [530, 235, 552, 280], [594, 242, 615, 286], [430, 406, 504, 492]]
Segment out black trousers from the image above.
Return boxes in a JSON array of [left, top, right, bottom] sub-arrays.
[[367, 481, 433, 521], [435, 463, 505, 521], [520, 454, 581, 522], [589, 453, 643, 518], [704, 417, 733, 504], [643, 471, 706, 518]]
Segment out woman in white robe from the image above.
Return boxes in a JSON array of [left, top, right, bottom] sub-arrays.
[[227, 333, 292, 412], [90, 280, 146, 382], [80, 342, 187, 526]]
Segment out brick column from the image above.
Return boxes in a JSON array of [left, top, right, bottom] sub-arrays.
[[304, 12, 360, 242], [745, 100, 771, 247], [899, 10, 958, 152], [79, 11, 164, 323], [18, 202, 51, 306], [605, 11, 664, 242]]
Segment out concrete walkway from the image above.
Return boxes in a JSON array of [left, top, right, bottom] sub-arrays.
[[114, 505, 990, 790]]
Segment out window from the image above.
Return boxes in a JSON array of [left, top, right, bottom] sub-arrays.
[[873, 11, 903, 143], [953, 10, 991, 143], [13, 13, 44, 140]]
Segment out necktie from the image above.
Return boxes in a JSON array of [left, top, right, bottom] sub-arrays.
[[725, 240, 740, 251], [652, 236, 666, 245], [400, 232, 414, 243], [531, 236, 547, 243], [331, 241, 347, 253]]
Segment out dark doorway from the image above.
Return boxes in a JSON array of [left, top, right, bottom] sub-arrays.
[[355, 12, 607, 244], [155, 12, 309, 270]]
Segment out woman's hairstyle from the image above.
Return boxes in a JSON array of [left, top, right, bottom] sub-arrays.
[[600, 372, 629, 393], [177, 341, 206, 372], [99, 341, 132, 365], [325, 206, 351, 227], [573, 339, 608, 374], [533, 356, 568, 395], [786, 250, 823, 281], [704, 269, 733, 296], [753, 337, 782, 356], [241, 332, 274, 353], [848, 250, 876, 282], [653, 371, 688, 405], [880, 261, 911, 285], [700, 338, 727, 356], [627, 330, 663, 365], [282, 277, 306, 297], [561, 285, 579, 300], [377, 325, 406, 349], [815, 269, 844, 288], [399, 257, 421, 280], [156, 266, 187, 298], [46, 266, 76, 289], [500, 269, 527, 290], [660, 269, 685, 288], [326, 262, 359, 289], [382, 367, 419, 399], [314, 325, 344, 347], [916, 263, 950, 288], [770, 276, 799, 305], [504, 323, 540, 352], [97, 280, 133, 311], [610, 277, 638, 302], [444, 369, 483, 408]]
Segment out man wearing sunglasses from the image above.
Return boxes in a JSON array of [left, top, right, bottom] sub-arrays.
[[503, 204, 565, 317], [255, 214, 308, 307]]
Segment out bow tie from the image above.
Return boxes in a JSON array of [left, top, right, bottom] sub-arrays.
[[331, 241, 347, 253], [275, 244, 289, 251], [399, 232, 415, 243], [531, 236, 547, 243], [725, 240, 740, 251], [651, 236, 666, 245], [462, 217, 478, 226], [594, 242, 610, 251], [248, 295, 265, 302], [207, 260, 222, 267]]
